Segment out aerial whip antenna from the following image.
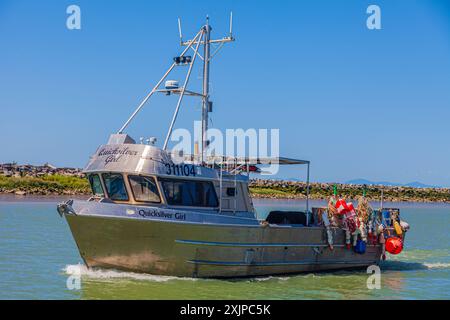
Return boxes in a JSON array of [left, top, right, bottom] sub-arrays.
[[178, 18, 183, 45], [229, 12, 233, 38]]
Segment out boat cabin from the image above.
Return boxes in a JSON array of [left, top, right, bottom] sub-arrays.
[[83, 134, 255, 216], [83, 134, 311, 222], [86, 170, 254, 213]]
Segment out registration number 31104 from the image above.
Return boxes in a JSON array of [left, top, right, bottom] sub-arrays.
[[165, 163, 197, 177]]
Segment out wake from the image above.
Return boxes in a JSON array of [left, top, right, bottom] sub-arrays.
[[63, 264, 197, 282]]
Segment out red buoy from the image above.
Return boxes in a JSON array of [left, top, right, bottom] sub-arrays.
[[385, 237, 403, 255]]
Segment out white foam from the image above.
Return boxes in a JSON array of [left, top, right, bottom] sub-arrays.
[[63, 264, 197, 282], [253, 276, 290, 282], [423, 262, 450, 269]]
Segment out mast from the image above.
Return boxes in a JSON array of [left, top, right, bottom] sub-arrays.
[[117, 15, 234, 157], [201, 17, 211, 163]]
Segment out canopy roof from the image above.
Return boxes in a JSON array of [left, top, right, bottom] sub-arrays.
[[256, 157, 310, 165], [187, 155, 310, 166]]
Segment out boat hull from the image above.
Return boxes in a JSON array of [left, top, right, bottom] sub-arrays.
[[64, 214, 382, 278]]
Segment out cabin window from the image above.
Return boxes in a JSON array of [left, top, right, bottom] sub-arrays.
[[160, 178, 218, 207], [102, 173, 129, 201], [88, 174, 104, 197], [226, 187, 236, 197], [128, 175, 161, 203]]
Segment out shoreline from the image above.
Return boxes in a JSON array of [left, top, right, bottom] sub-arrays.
[[2, 193, 450, 208], [1, 174, 450, 204], [248, 192, 450, 203], [249, 179, 450, 203], [1, 190, 449, 205], [0, 194, 89, 203]]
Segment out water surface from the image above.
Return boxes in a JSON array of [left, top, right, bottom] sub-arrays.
[[0, 197, 449, 299]]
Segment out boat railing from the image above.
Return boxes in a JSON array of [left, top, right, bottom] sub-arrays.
[[205, 156, 246, 214], [170, 152, 311, 215], [167, 152, 247, 213]]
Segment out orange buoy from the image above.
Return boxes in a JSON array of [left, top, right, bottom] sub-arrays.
[[385, 237, 403, 255]]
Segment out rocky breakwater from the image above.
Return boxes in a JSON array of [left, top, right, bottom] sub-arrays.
[[0, 163, 89, 196], [249, 179, 450, 203]]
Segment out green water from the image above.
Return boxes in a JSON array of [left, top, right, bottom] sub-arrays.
[[0, 197, 449, 300]]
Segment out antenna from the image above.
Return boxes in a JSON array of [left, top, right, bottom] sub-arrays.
[[177, 15, 235, 162], [380, 188, 384, 209], [177, 18, 183, 45], [229, 12, 233, 38]]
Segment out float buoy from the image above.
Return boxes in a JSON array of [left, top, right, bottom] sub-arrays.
[[354, 239, 366, 254], [393, 220, 403, 236], [335, 199, 349, 215], [385, 237, 403, 255]]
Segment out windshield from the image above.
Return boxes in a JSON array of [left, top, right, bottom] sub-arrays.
[[88, 174, 104, 197], [128, 175, 161, 203], [102, 173, 129, 201]]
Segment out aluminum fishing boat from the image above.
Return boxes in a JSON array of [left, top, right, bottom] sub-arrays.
[[57, 17, 407, 278]]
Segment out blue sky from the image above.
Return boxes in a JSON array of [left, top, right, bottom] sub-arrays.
[[1, 0, 449, 185]]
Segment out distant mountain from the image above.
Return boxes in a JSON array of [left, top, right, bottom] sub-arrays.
[[345, 179, 440, 189], [404, 181, 439, 188], [279, 177, 441, 188]]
